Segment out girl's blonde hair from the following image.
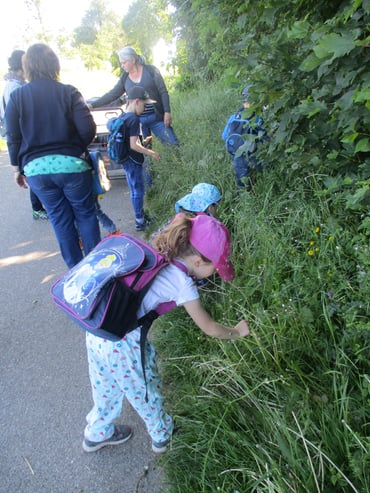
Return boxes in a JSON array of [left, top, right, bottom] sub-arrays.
[[152, 214, 208, 262]]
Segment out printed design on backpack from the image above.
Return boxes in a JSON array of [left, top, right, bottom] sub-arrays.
[[107, 113, 129, 164], [89, 150, 111, 195], [62, 242, 131, 315]]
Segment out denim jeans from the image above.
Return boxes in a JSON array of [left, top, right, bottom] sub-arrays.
[[141, 118, 179, 146], [27, 171, 101, 268], [121, 157, 145, 224], [232, 154, 260, 187]]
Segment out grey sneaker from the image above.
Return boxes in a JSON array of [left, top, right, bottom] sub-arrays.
[[33, 209, 48, 220], [82, 425, 133, 452], [152, 436, 171, 454]]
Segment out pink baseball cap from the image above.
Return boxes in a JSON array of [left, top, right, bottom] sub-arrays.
[[189, 215, 235, 282]]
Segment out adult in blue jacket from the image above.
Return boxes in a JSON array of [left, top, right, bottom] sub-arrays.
[[6, 43, 101, 268], [90, 46, 179, 146]]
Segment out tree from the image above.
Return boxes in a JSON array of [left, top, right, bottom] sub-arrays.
[[24, 0, 53, 44], [122, 0, 171, 62], [73, 0, 126, 70]]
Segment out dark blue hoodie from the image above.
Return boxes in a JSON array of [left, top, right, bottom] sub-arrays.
[[5, 78, 96, 172]]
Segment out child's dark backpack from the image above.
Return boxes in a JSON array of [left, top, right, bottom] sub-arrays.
[[51, 234, 186, 399], [107, 113, 129, 163]]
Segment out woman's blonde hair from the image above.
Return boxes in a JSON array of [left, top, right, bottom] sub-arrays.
[[23, 44, 60, 82]]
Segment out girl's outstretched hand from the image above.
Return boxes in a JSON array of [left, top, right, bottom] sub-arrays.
[[235, 320, 250, 337]]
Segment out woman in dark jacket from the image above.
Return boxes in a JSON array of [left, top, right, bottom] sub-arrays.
[[90, 46, 179, 146], [6, 43, 101, 268]]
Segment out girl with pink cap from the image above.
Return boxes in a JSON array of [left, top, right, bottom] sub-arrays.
[[83, 213, 249, 455]]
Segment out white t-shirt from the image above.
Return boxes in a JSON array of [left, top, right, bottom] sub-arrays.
[[127, 263, 199, 339]]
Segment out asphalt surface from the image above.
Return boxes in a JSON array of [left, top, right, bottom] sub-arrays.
[[0, 150, 168, 493]]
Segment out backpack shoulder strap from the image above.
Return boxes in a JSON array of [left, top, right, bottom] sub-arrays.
[[137, 257, 190, 402], [107, 112, 128, 133]]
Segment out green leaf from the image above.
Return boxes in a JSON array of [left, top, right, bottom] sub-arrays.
[[287, 20, 310, 40], [313, 33, 356, 60], [285, 145, 299, 154], [323, 176, 341, 190], [353, 88, 370, 104], [355, 139, 370, 153], [345, 187, 370, 209], [341, 132, 359, 144], [296, 98, 327, 118], [336, 90, 355, 111], [358, 216, 370, 232], [299, 53, 322, 72]]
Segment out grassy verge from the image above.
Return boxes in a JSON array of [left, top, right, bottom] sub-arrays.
[[145, 83, 369, 493]]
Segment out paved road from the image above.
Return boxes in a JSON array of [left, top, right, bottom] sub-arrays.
[[0, 150, 168, 493]]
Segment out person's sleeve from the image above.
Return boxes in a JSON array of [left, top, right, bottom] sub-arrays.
[[90, 75, 126, 108], [175, 275, 199, 306], [70, 88, 97, 147], [4, 95, 21, 166], [151, 66, 171, 113], [127, 114, 140, 137]]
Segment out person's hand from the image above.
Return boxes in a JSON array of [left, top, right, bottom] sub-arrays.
[[14, 171, 28, 189], [151, 151, 160, 160], [234, 320, 250, 337], [163, 112, 172, 127], [142, 136, 153, 148]]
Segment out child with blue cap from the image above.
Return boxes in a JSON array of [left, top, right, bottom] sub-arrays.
[[152, 183, 222, 288], [175, 183, 222, 218], [222, 86, 269, 187]]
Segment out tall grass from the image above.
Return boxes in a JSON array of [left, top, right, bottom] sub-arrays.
[[145, 84, 369, 493]]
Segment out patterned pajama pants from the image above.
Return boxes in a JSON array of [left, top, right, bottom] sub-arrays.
[[84, 332, 173, 443]]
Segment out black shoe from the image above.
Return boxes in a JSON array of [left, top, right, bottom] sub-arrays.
[[135, 215, 153, 231]]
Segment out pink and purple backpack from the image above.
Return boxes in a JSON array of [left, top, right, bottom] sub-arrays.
[[51, 233, 186, 341]]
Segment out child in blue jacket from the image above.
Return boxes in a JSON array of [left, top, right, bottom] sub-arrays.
[[222, 86, 269, 187]]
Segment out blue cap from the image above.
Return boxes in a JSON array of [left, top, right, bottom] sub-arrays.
[[175, 183, 222, 213], [241, 85, 252, 102]]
